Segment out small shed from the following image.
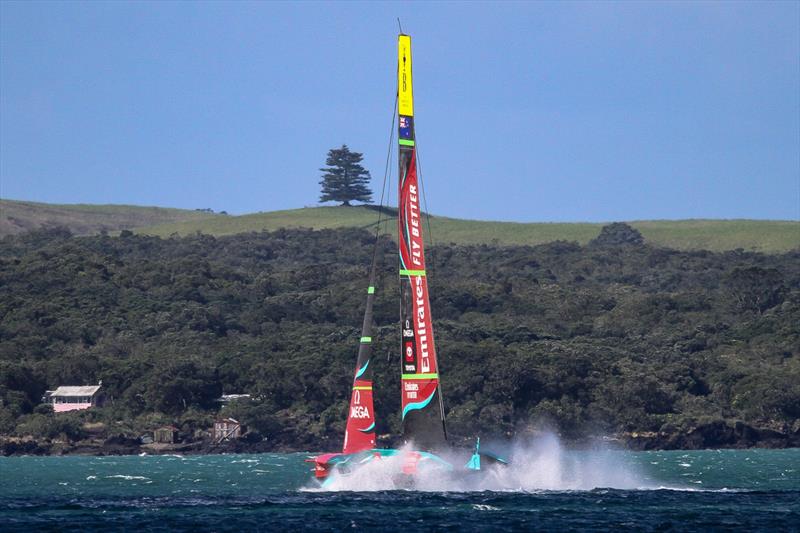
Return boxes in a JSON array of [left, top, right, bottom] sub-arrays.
[[153, 426, 179, 444], [214, 418, 245, 443], [46, 385, 103, 413]]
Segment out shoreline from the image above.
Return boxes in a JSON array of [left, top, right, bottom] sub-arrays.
[[3, 421, 799, 457]]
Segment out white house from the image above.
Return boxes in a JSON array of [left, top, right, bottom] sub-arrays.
[[44, 385, 103, 413]]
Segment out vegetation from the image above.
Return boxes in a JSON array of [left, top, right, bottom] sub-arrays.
[[139, 207, 800, 253], [318, 145, 372, 206], [3, 199, 798, 252], [0, 199, 222, 237], [0, 225, 798, 449]]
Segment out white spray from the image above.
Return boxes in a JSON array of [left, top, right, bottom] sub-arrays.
[[308, 432, 654, 492]]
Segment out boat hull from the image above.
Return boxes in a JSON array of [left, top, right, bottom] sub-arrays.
[[307, 446, 509, 489], [307, 448, 454, 487]]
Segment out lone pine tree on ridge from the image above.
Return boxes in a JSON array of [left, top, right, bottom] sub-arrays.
[[319, 145, 372, 206]]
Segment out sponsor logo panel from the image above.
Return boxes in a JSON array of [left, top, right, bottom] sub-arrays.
[[401, 378, 438, 411]]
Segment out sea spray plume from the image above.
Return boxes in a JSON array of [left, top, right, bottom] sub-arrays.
[[497, 433, 651, 490], [433, 432, 652, 491], [307, 433, 653, 492]]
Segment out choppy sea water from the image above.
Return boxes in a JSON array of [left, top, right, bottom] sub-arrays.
[[1, 445, 798, 531]]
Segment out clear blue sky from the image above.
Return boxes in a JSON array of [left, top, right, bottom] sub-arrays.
[[1, 1, 798, 222]]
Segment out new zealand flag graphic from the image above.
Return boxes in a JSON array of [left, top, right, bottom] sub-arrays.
[[399, 116, 413, 139]]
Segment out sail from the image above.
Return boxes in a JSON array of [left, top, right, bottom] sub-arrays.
[[397, 34, 447, 449], [342, 269, 377, 453]]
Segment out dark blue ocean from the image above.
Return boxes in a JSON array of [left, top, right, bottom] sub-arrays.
[[1, 446, 798, 531]]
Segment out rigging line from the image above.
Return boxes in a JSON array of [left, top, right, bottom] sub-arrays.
[[358, 93, 396, 367], [414, 123, 435, 280], [369, 93, 398, 270]]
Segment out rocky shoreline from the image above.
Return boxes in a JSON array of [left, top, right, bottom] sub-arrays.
[[622, 420, 800, 451], [0, 434, 297, 457], [2, 421, 799, 457]]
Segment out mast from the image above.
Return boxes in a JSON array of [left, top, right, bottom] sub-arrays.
[[342, 264, 378, 453], [397, 34, 447, 450]]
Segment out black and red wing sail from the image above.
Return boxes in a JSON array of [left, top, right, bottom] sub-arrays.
[[397, 34, 447, 450], [342, 271, 377, 453]]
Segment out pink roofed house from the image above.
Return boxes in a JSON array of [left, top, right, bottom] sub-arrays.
[[45, 385, 103, 412]]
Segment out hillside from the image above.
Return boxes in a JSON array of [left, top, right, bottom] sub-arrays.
[[1, 200, 797, 252], [139, 206, 800, 253], [0, 199, 221, 237], [0, 226, 798, 451]]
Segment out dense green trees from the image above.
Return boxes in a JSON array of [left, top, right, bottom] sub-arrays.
[[0, 226, 797, 448]]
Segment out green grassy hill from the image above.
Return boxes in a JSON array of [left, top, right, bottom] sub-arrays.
[[138, 206, 800, 253], [3, 200, 796, 252], [0, 199, 221, 237]]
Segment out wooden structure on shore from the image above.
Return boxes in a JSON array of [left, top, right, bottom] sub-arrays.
[[153, 426, 179, 444], [213, 418, 245, 443]]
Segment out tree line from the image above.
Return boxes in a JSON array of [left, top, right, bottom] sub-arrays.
[[0, 225, 797, 448]]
